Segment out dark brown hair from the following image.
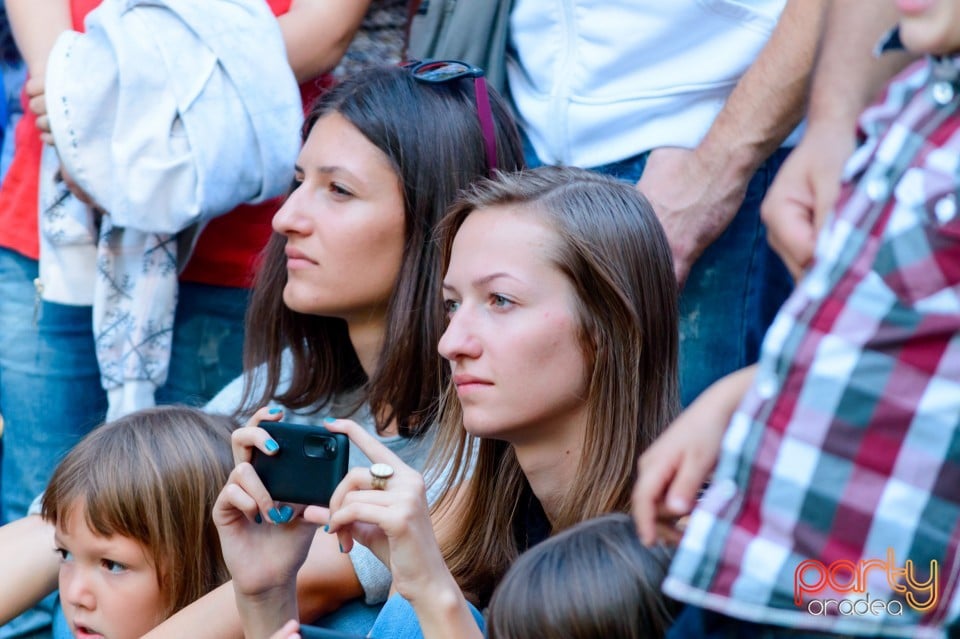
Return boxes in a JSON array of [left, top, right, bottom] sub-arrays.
[[487, 513, 678, 639], [431, 166, 680, 605], [42, 406, 234, 618], [242, 65, 524, 436]]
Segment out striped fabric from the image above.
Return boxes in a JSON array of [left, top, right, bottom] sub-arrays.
[[664, 53, 960, 638]]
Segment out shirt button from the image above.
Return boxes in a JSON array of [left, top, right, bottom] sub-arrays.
[[713, 478, 738, 501], [865, 177, 889, 201], [756, 371, 778, 400], [805, 273, 828, 299], [935, 195, 957, 224], [932, 81, 955, 106]]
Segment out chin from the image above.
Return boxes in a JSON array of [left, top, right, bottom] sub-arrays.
[[281, 286, 325, 316], [899, 24, 958, 55], [461, 414, 514, 441]]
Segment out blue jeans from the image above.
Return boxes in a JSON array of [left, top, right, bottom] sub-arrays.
[[0, 59, 25, 182], [0, 248, 247, 638], [365, 593, 485, 639], [667, 605, 859, 639], [559, 147, 794, 407]]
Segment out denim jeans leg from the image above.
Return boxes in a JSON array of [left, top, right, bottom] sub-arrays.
[[0, 248, 107, 638], [154, 281, 248, 407], [590, 147, 793, 406], [365, 593, 485, 639], [675, 148, 793, 405], [0, 59, 26, 182], [667, 605, 861, 639]]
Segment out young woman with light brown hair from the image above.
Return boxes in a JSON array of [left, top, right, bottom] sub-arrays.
[[217, 166, 680, 638]]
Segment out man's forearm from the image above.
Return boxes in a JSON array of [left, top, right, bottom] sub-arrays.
[[697, 0, 828, 181]]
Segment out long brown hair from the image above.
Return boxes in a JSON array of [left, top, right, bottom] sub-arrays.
[[242, 65, 524, 436], [42, 406, 234, 618], [487, 513, 678, 639], [431, 167, 679, 605]]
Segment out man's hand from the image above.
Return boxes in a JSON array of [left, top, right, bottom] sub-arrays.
[[638, 146, 750, 287]]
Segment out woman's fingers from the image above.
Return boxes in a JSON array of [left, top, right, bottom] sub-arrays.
[[230, 462, 294, 525], [214, 479, 261, 527], [322, 419, 405, 468], [232, 406, 284, 464]]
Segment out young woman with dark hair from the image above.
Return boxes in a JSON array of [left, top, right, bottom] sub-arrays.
[[169, 62, 524, 638]]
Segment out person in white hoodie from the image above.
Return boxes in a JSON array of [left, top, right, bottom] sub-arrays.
[[504, 0, 827, 406]]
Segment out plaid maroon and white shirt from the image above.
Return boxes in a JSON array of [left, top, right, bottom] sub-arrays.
[[664, 53, 960, 638]]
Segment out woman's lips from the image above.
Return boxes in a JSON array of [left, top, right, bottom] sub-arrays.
[[453, 374, 493, 394], [284, 245, 317, 269]]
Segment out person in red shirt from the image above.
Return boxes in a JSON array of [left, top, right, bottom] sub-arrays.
[[0, 1, 389, 637]]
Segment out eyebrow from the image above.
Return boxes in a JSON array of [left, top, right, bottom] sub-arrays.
[[441, 272, 521, 292], [293, 164, 360, 181]]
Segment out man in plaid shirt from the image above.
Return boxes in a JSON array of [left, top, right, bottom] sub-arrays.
[[635, 1, 960, 637]]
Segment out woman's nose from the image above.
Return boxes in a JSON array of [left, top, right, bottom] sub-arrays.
[[438, 308, 482, 362], [272, 184, 312, 235]]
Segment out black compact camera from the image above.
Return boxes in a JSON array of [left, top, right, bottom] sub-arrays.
[[251, 421, 349, 506]]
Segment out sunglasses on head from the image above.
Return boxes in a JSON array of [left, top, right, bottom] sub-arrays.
[[402, 59, 498, 175]]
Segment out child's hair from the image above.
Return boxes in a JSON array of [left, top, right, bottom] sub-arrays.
[[432, 166, 680, 604], [41, 405, 235, 617], [486, 513, 678, 639], [242, 64, 524, 436]]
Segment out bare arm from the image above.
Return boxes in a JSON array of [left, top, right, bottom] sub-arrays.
[[761, 0, 916, 278], [638, 0, 827, 285], [5, 0, 70, 78], [633, 365, 757, 546], [277, 0, 372, 83], [143, 516, 362, 639], [0, 515, 59, 625]]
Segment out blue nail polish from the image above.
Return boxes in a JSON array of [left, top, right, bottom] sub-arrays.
[[323, 524, 329, 533], [254, 513, 263, 524], [339, 542, 344, 553], [269, 507, 284, 524], [264, 438, 280, 453], [279, 505, 295, 522], [268, 407, 282, 415], [323, 417, 335, 424]]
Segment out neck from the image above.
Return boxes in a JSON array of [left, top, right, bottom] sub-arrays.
[[511, 408, 589, 525], [346, 314, 385, 380], [346, 314, 400, 436]]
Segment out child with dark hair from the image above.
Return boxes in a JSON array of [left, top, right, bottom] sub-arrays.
[[487, 513, 678, 639]]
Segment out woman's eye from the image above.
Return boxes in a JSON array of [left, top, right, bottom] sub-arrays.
[[102, 559, 126, 574], [490, 294, 513, 308], [443, 299, 460, 316], [330, 183, 353, 197], [55, 547, 72, 562]]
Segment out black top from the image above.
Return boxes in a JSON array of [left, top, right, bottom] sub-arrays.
[[513, 482, 550, 553]]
